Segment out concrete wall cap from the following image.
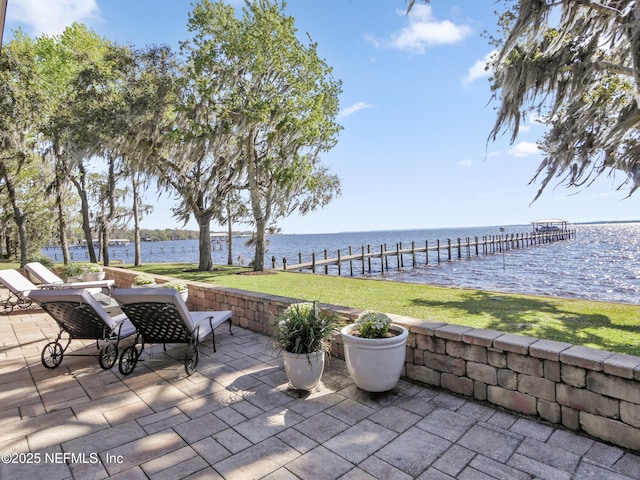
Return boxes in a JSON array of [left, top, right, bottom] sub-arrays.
[[529, 339, 573, 360], [493, 333, 538, 354], [560, 346, 614, 371]]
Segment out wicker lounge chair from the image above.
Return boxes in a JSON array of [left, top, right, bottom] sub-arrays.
[[28, 288, 135, 370], [111, 287, 233, 376]]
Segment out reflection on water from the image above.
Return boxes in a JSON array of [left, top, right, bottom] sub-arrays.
[[43, 223, 640, 304]]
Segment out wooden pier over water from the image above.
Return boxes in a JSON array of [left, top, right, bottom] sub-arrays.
[[272, 229, 575, 276]]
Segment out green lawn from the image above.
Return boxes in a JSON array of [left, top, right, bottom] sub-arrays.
[[124, 263, 640, 357]]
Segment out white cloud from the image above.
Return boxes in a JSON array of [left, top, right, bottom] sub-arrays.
[[362, 33, 380, 48], [379, 4, 472, 54], [7, 0, 101, 35], [463, 49, 497, 85], [508, 141, 541, 158], [459, 159, 473, 168], [339, 102, 373, 118]]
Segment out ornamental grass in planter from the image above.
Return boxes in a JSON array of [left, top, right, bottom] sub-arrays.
[[61, 263, 85, 283], [272, 302, 341, 391]]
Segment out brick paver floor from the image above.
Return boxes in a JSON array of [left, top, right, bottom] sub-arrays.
[[1, 304, 639, 479]]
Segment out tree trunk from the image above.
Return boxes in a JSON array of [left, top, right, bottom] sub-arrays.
[[10, 206, 27, 264], [4, 233, 11, 260], [53, 149, 70, 264], [246, 133, 268, 272], [100, 155, 117, 267], [70, 163, 98, 264], [17, 219, 27, 265], [132, 175, 142, 266], [0, 166, 28, 265], [253, 218, 266, 271], [197, 213, 213, 271], [101, 225, 110, 265], [226, 200, 233, 266], [78, 190, 97, 263], [55, 181, 70, 264], [57, 201, 70, 264]]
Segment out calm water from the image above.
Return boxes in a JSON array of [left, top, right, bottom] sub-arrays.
[[43, 223, 640, 305]]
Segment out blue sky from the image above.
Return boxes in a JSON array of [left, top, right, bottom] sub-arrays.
[[5, 0, 640, 233]]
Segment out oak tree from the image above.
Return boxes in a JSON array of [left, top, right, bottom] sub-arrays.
[[487, 0, 640, 199]]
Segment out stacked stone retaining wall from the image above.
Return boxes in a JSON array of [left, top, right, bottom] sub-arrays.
[[105, 267, 640, 452]]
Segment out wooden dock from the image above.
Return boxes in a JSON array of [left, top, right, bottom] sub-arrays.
[[272, 229, 575, 275]]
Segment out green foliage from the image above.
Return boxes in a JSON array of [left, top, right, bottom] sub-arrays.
[[61, 263, 85, 277], [133, 274, 156, 285], [84, 263, 103, 273], [355, 311, 392, 339], [25, 255, 54, 269], [272, 301, 341, 356], [137, 229, 199, 241], [488, 0, 640, 199], [1, 4, 344, 272], [161, 280, 188, 291], [0, 31, 54, 263], [182, 0, 342, 271]]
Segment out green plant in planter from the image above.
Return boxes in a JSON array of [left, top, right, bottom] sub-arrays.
[[84, 263, 103, 273], [61, 263, 85, 279], [133, 274, 155, 285], [161, 281, 187, 291], [354, 311, 392, 338], [273, 302, 341, 359]]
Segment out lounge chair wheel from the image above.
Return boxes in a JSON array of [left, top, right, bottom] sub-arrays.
[[99, 342, 118, 370], [119, 346, 139, 375], [185, 343, 199, 375], [41, 341, 64, 369], [3, 300, 14, 313]]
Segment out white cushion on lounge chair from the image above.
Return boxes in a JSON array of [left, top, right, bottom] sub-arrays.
[[24, 262, 64, 284], [0, 268, 39, 298], [24, 262, 112, 295]]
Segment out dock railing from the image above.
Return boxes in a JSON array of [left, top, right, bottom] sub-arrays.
[[272, 229, 575, 275]]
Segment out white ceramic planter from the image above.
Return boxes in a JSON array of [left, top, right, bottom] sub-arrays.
[[159, 286, 188, 301], [178, 289, 188, 302], [282, 350, 325, 390], [83, 271, 105, 282], [131, 282, 156, 288], [340, 323, 408, 392]]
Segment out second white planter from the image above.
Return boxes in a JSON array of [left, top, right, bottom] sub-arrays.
[[83, 271, 105, 282], [341, 323, 408, 392]]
